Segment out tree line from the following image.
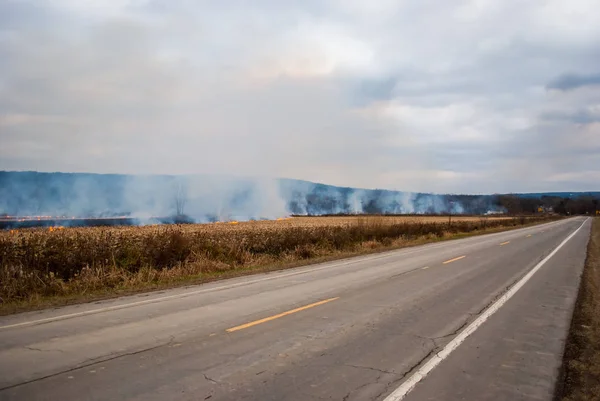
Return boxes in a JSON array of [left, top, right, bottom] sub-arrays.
[[496, 195, 600, 216]]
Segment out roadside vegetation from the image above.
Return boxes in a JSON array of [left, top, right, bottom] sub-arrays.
[[558, 217, 600, 400], [0, 215, 558, 314]]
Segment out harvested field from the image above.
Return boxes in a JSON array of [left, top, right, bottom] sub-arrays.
[[0, 215, 556, 313], [232, 215, 513, 228]]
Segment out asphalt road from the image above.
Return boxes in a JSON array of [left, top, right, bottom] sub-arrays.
[[0, 217, 590, 401]]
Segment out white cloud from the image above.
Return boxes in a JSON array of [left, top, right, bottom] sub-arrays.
[[0, 0, 599, 193]]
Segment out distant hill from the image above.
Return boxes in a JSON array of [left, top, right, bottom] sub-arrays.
[[0, 171, 598, 222], [515, 192, 600, 199]]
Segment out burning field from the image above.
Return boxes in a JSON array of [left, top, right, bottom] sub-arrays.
[[0, 215, 554, 312]]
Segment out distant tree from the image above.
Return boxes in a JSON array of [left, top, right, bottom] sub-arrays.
[[519, 197, 539, 214], [497, 195, 523, 215], [174, 181, 188, 216], [555, 199, 567, 215]]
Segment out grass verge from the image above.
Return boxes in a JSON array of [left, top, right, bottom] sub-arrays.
[[556, 218, 600, 400], [0, 216, 558, 315]]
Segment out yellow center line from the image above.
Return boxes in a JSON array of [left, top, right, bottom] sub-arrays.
[[421, 266, 430, 270], [500, 241, 510, 246], [226, 297, 339, 333], [527, 234, 532, 237], [443, 255, 466, 265]]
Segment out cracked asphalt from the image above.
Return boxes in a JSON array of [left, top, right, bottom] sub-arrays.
[[0, 217, 589, 401]]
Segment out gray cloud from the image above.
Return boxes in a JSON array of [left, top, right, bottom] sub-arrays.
[[547, 73, 600, 91], [540, 109, 600, 124], [1, 0, 599, 194]]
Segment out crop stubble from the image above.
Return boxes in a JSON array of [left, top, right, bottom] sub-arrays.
[[0, 215, 550, 311]]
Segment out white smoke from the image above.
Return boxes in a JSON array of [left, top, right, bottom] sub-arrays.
[[0, 172, 506, 222]]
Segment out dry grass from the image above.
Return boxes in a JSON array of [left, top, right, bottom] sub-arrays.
[[558, 218, 600, 400], [0, 215, 554, 313]]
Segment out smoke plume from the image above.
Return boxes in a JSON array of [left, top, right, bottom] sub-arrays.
[[0, 171, 504, 223]]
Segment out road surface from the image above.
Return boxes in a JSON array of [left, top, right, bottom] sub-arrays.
[[0, 217, 590, 401]]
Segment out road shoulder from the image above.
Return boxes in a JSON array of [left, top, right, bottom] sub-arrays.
[[556, 217, 600, 400]]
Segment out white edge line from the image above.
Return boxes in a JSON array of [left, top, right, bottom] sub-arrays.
[[383, 217, 589, 401], [0, 218, 573, 331]]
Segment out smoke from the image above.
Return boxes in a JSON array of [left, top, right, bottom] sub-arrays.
[[0, 171, 504, 223], [183, 176, 288, 221], [279, 179, 498, 215]]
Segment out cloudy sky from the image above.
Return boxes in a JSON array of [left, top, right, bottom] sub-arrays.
[[1, 0, 599, 194]]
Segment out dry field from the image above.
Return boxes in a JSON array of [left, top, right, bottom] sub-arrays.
[[3, 215, 512, 236], [209, 215, 512, 229], [0, 215, 552, 312]]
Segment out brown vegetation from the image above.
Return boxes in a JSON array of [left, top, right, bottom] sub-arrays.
[[558, 218, 600, 400], [0, 215, 556, 313]]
